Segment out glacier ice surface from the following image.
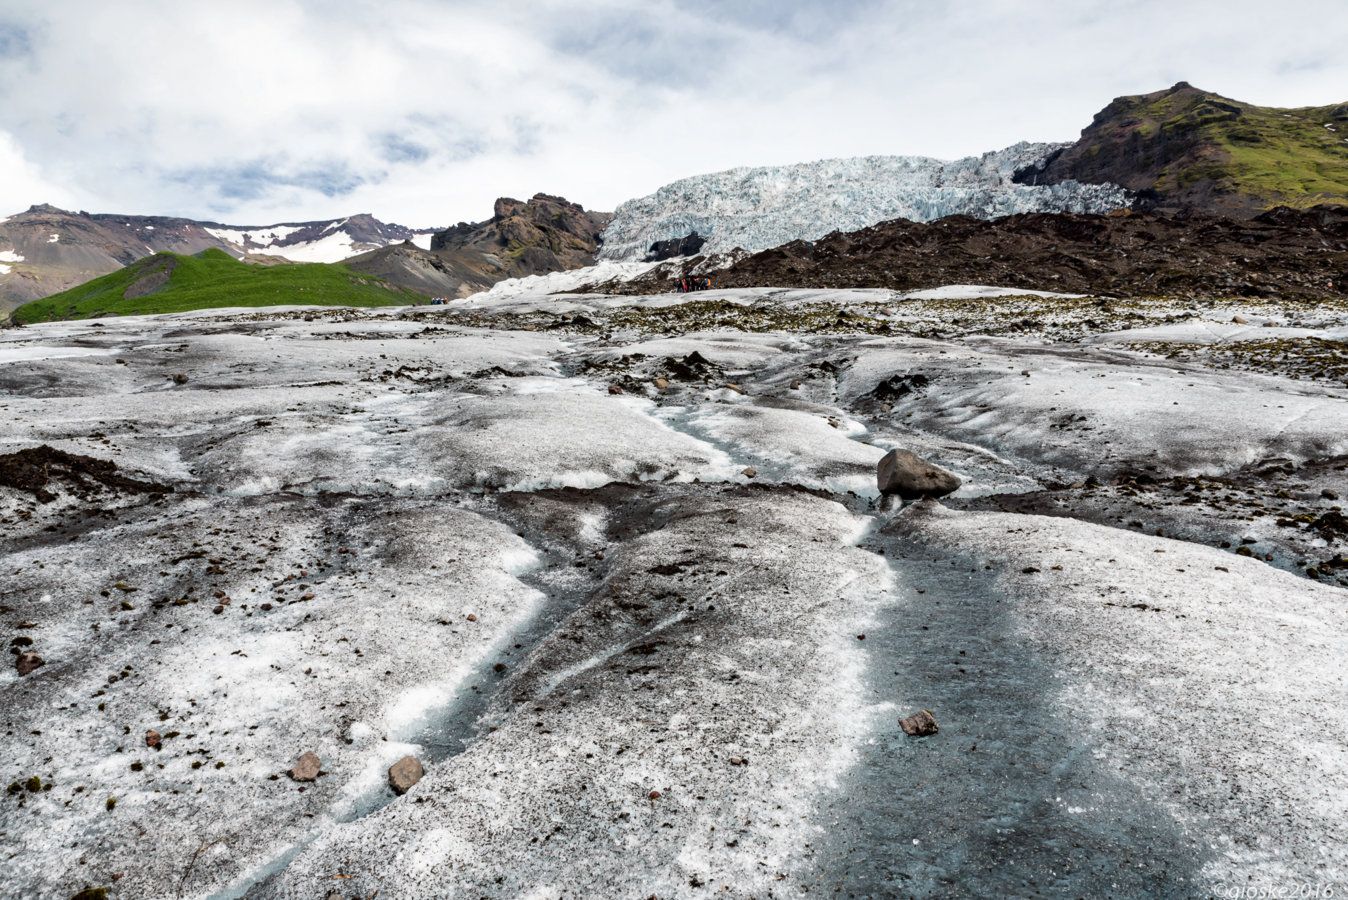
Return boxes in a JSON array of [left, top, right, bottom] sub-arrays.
[[599, 142, 1130, 261]]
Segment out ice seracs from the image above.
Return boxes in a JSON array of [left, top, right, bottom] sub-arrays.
[[599, 142, 1130, 261]]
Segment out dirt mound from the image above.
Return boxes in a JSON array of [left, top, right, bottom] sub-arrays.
[[0, 445, 171, 503], [611, 206, 1348, 300]]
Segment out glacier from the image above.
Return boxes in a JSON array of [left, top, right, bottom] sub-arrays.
[[6, 288, 1348, 898], [598, 141, 1130, 261]]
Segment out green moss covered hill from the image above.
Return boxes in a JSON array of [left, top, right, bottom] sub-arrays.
[[10, 249, 427, 323], [1023, 82, 1348, 216]]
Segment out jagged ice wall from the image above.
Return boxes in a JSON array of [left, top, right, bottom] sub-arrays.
[[598, 142, 1130, 261]]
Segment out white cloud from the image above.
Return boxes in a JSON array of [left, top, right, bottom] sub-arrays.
[[0, 130, 77, 211], [0, 0, 1345, 227]]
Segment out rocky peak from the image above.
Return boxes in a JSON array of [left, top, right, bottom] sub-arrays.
[[492, 193, 589, 223]]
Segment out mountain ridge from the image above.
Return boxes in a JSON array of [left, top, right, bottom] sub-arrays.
[[0, 205, 439, 314]]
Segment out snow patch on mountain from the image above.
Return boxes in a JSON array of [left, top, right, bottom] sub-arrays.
[[202, 226, 359, 263], [204, 225, 305, 248], [248, 230, 364, 264], [599, 142, 1130, 261]]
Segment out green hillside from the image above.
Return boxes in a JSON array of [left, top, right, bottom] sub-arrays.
[[10, 248, 427, 324], [1033, 83, 1348, 215], [1140, 90, 1348, 208]]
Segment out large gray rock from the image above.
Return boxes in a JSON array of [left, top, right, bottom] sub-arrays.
[[876, 449, 961, 500], [388, 755, 424, 795]]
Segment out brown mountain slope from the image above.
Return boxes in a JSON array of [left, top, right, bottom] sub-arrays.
[[603, 206, 1348, 301], [1017, 82, 1348, 217], [346, 193, 611, 298]]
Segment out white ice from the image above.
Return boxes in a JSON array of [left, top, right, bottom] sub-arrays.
[[600, 143, 1130, 261]]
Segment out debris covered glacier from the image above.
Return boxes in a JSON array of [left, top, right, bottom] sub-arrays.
[[2, 281, 1347, 899]]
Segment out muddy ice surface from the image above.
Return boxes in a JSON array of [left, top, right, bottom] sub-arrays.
[[2, 289, 1347, 899]]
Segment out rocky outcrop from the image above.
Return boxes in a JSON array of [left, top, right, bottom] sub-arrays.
[[646, 232, 706, 261], [429, 193, 610, 275], [348, 193, 610, 299]]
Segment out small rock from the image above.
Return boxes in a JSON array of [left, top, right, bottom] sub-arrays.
[[388, 755, 424, 795], [900, 709, 939, 737], [654, 377, 669, 390], [789, 380, 801, 390], [877, 449, 961, 500], [1021, 370, 1030, 376], [213, 590, 225, 598], [16, 653, 44, 676], [145, 730, 161, 749], [649, 790, 661, 800], [741, 466, 756, 478], [170, 373, 188, 385], [1232, 315, 1248, 324], [608, 384, 623, 395], [466, 614, 477, 622], [1323, 489, 1339, 500], [287, 751, 321, 782]]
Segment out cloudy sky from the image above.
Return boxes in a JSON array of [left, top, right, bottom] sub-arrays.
[[2, 0, 1345, 227]]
